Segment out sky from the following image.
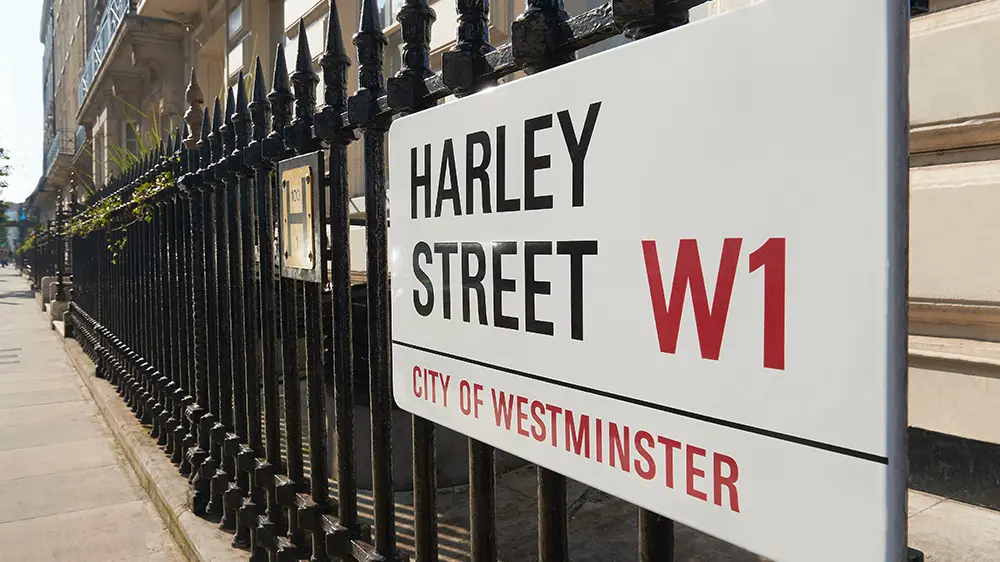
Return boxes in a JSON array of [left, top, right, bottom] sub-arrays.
[[0, 0, 44, 204]]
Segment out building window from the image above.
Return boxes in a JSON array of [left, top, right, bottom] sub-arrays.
[[285, 0, 322, 27], [305, 16, 324, 57], [94, 135, 105, 186], [229, 40, 244, 78], [285, 34, 298, 72], [228, 2, 244, 39], [123, 124, 139, 158]]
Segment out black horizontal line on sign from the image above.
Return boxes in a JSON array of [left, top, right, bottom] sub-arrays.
[[392, 340, 889, 466]]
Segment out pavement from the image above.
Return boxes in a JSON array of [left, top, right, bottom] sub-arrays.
[[0, 267, 183, 562], [1, 263, 999, 562]]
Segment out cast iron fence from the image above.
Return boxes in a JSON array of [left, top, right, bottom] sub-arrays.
[[28, 0, 838, 560]]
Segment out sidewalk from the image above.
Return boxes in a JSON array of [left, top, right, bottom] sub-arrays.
[[0, 267, 182, 562]]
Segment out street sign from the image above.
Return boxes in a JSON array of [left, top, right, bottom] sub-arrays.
[[388, 0, 908, 560], [279, 151, 324, 282]]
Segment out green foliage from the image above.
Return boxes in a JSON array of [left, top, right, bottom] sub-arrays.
[[65, 164, 178, 264], [0, 147, 9, 196], [15, 234, 32, 256]]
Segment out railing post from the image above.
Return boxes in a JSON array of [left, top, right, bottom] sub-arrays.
[[264, 46, 310, 559], [287, 22, 335, 562], [387, 0, 439, 558], [181, 88, 212, 509], [315, 0, 361, 554], [441, 0, 502, 558], [349, 0, 400, 557]]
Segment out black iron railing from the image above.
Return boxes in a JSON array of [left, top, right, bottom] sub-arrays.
[[48, 0, 712, 560]]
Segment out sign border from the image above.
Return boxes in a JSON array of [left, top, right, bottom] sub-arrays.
[[278, 150, 325, 283]]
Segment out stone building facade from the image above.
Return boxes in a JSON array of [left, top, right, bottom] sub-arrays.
[[28, 0, 88, 225]]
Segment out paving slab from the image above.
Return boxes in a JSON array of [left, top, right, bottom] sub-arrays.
[[0, 412, 104, 452], [0, 501, 182, 562], [909, 494, 1000, 562], [0, 465, 141, 524], [0, 378, 78, 395], [0, 399, 92, 426], [0, 371, 74, 384], [0, 438, 117, 482], [0, 387, 81, 410], [0, 267, 181, 561]]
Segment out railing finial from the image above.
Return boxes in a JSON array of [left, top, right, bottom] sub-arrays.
[[199, 106, 211, 167], [183, 68, 204, 150], [267, 43, 292, 142], [210, 97, 223, 164], [387, 0, 436, 112], [612, 0, 689, 41], [511, 0, 573, 74], [441, 0, 494, 96], [348, 0, 388, 126], [289, 19, 319, 151], [233, 71, 251, 151], [249, 56, 270, 143], [222, 88, 236, 156], [320, 0, 350, 113]]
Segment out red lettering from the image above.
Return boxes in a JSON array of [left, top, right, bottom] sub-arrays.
[[565, 410, 589, 458], [516, 396, 529, 437], [428, 369, 439, 402], [686, 445, 708, 501], [459, 380, 472, 415], [633, 430, 656, 481], [596, 418, 603, 463], [657, 436, 681, 488], [642, 239, 741, 361], [545, 404, 563, 448], [473, 383, 484, 418], [413, 366, 422, 399], [749, 237, 786, 370], [530, 400, 546, 442], [609, 422, 630, 472], [713, 453, 741, 513], [492, 389, 514, 429], [440, 374, 451, 407]]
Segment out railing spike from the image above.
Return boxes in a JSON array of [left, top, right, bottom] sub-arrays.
[[289, 19, 319, 151], [348, 0, 388, 125], [210, 97, 223, 163], [222, 89, 236, 157], [267, 44, 292, 142], [250, 56, 270, 143], [199, 106, 212, 167], [295, 19, 313, 71], [319, 0, 350, 115], [234, 71, 250, 151]]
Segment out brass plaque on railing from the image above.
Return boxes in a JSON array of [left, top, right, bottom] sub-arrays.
[[278, 151, 324, 282]]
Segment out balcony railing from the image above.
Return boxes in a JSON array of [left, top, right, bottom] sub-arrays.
[[78, 0, 133, 106], [75, 126, 88, 155], [43, 130, 75, 177]]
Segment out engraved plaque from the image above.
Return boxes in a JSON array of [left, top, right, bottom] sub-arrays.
[[278, 151, 324, 282]]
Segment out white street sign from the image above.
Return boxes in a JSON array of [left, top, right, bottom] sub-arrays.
[[388, 1, 908, 560]]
